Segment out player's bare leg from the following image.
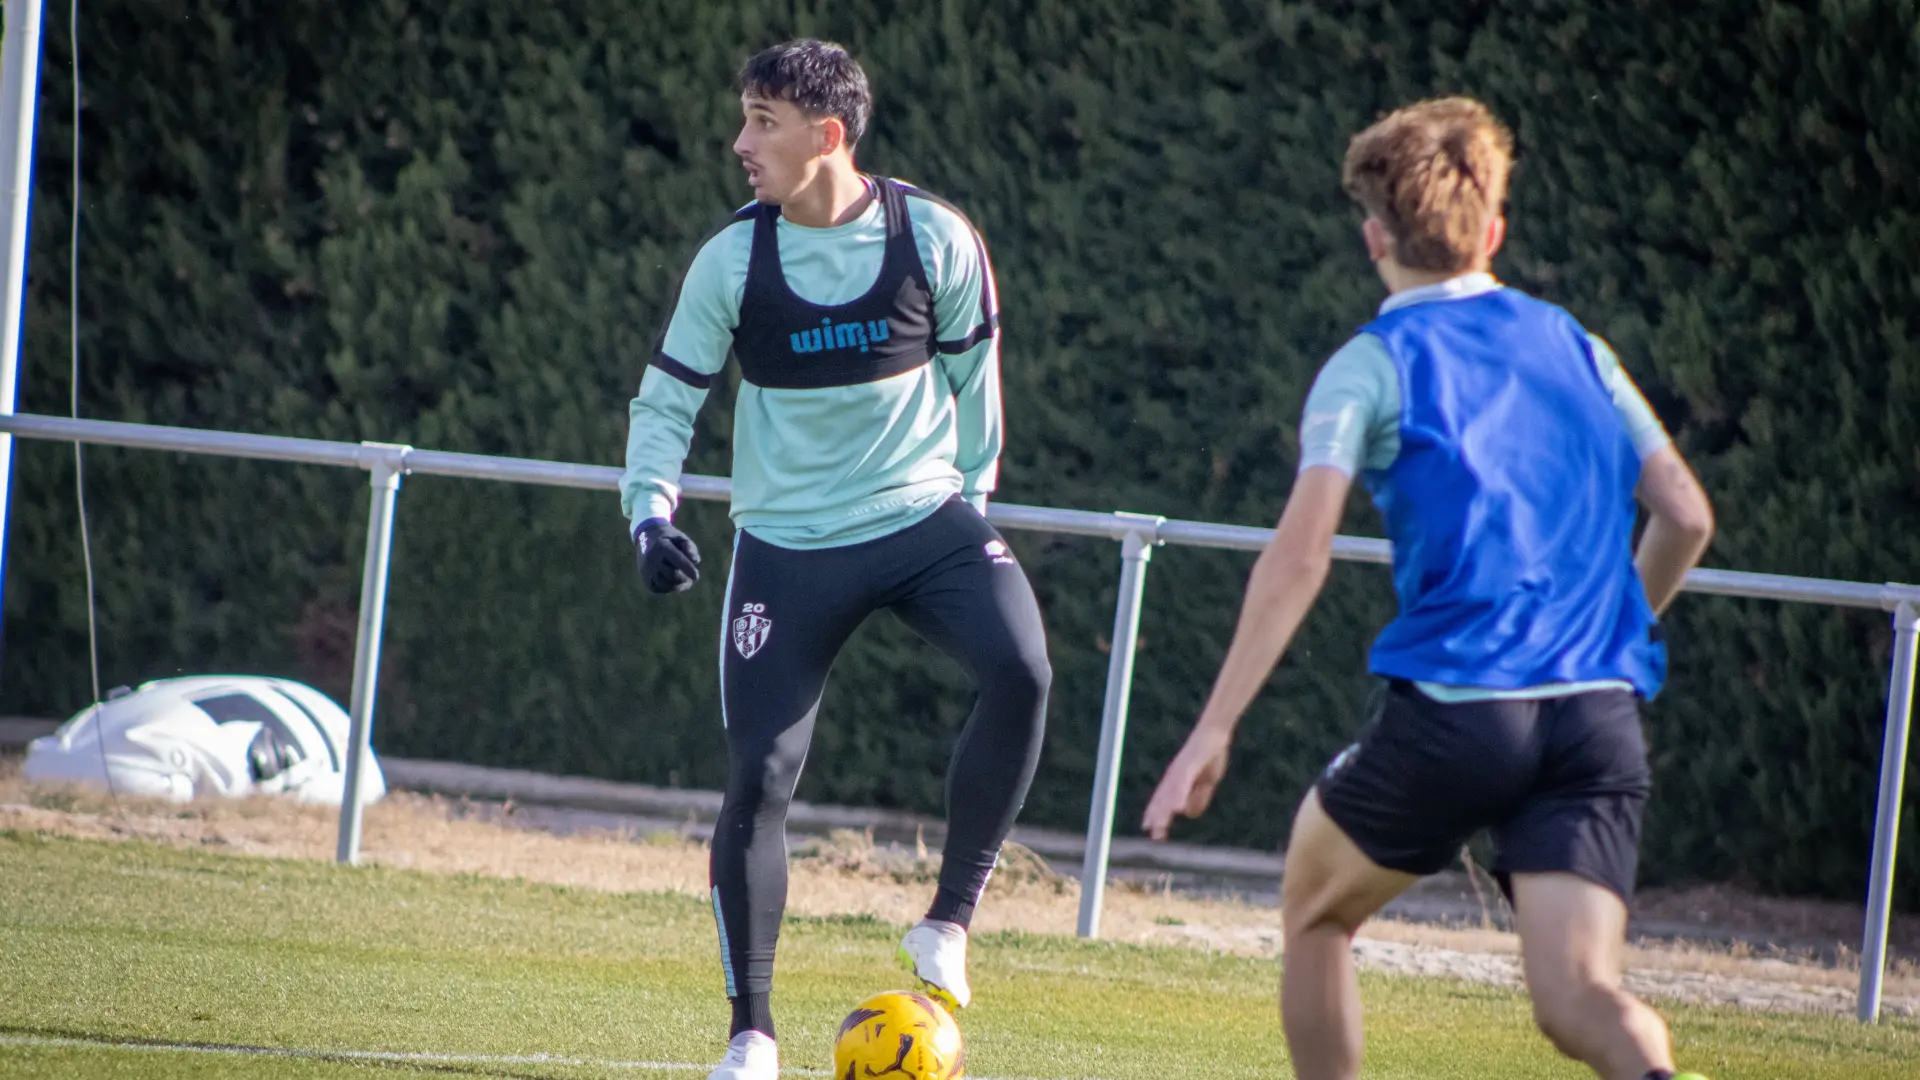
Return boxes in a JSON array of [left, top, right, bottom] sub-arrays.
[[1512, 872, 1675, 1080], [1278, 790, 1417, 1080]]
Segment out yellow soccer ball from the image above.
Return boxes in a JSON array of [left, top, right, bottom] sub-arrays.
[[831, 990, 965, 1079]]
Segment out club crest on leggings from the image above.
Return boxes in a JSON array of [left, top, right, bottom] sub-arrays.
[[732, 603, 772, 659]]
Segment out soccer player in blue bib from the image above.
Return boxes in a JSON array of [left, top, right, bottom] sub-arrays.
[[1143, 99, 1716, 1080], [620, 40, 1051, 1080]]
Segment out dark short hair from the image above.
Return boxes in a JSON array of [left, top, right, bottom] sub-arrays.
[[737, 39, 873, 148]]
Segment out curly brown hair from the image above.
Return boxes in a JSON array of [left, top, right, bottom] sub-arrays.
[[1341, 98, 1513, 273]]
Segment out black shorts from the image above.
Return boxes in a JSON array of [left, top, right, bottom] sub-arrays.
[[1314, 680, 1652, 902]]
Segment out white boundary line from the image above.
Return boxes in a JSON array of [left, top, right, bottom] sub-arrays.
[[0, 1032, 1103, 1079], [0, 1033, 823, 1074]]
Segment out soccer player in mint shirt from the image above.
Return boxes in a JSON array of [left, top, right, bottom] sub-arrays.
[[619, 40, 1050, 1080], [1143, 99, 1716, 1080]]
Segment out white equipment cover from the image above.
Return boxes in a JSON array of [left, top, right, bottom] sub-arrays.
[[21, 675, 385, 805]]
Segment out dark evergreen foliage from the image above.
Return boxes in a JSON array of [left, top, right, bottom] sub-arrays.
[[5, 0, 1915, 906]]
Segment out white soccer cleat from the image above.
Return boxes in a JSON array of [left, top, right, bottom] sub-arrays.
[[897, 918, 972, 1010], [706, 1030, 778, 1080]]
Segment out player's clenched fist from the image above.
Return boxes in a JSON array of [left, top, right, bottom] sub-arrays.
[[634, 518, 701, 594]]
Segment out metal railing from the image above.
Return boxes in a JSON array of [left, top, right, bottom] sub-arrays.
[[2, 410, 1915, 1022]]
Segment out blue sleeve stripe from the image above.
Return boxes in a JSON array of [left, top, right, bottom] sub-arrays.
[[651, 351, 715, 389]]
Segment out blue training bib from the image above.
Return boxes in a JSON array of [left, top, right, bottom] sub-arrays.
[[1359, 288, 1666, 698]]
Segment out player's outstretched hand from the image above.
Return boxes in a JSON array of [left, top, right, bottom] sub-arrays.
[[634, 518, 701, 594], [1141, 723, 1233, 841]]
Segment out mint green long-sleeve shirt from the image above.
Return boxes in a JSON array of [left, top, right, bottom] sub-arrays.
[[621, 180, 1001, 549]]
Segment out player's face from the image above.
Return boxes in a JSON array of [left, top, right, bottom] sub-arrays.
[[733, 94, 828, 205]]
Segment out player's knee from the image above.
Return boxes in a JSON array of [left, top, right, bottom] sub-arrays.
[[1280, 881, 1362, 944], [724, 743, 805, 815], [759, 751, 806, 806], [1280, 867, 1361, 940], [1281, 906, 1356, 947], [1278, 797, 1379, 938], [1017, 650, 1053, 704], [983, 647, 1051, 713]]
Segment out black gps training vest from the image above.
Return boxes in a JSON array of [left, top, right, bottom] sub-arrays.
[[729, 176, 938, 391]]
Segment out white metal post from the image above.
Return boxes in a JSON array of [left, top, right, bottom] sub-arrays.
[[0, 0, 45, 629], [1077, 513, 1163, 938], [1857, 598, 1918, 1021], [335, 443, 409, 865]]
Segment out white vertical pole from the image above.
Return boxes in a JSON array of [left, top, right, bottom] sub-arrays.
[[1857, 598, 1918, 1021], [335, 444, 408, 865], [1077, 513, 1163, 939], [0, 0, 45, 629]]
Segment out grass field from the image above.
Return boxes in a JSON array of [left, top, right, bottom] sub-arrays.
[[1, 830, 1914, 1079]]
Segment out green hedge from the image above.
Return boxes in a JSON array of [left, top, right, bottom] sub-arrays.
[[5, 0, 1916, 908]]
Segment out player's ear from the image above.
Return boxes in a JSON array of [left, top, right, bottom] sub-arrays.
[[817, 115, 849, 157], [1361, 216, 1393, 263], [1485, 214, 1507, 260]]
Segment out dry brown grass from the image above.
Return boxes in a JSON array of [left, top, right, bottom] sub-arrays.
[[2, 758, 1914, 1016]]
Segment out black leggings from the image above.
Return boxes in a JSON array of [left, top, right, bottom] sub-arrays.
[[708, 498, 1051, 998]]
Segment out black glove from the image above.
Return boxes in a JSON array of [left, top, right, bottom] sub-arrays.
[[634, 518, 701, 594]]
